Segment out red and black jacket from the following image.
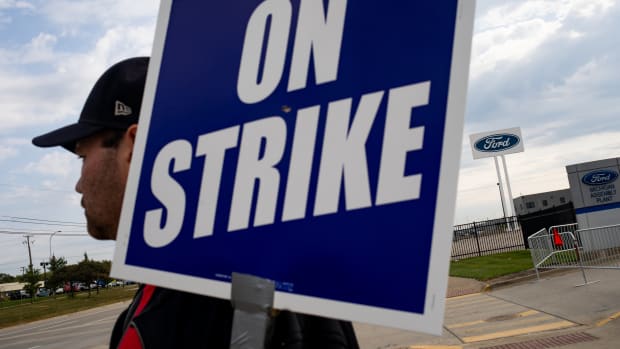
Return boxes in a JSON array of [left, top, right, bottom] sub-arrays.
[[110, 285, 359, 349]]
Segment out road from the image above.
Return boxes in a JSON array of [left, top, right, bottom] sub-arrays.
[[3, 268, 620, 348], [0, 301, 128, 349]]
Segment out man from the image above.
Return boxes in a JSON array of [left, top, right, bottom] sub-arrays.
[[33, 57, 359, 349]]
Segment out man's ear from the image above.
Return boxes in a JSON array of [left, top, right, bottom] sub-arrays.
[[121, 124, 139, 164]]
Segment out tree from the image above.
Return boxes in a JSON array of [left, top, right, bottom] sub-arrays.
[[49, 256, 67, 273], [0, 273, 16, 283], [22, 265, 41, 303], [48, 259, 112, 297], [75, 259, 110, 295]]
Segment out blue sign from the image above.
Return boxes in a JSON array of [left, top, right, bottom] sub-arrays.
[[474, 133, 521, 153], [113, 0, 475, 333], [582, 170, 619, 186]]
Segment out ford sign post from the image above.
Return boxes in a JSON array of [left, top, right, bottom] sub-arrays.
[[111, 0, 476, 334], [469, 127, 525, 221]]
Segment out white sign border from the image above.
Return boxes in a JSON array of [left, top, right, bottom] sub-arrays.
[[112, 0, 476, 334]]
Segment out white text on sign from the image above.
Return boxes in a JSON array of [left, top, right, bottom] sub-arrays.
[[143, 83, 430, 248], [237, 0, 347, 104], [142, 0, 431, 248]]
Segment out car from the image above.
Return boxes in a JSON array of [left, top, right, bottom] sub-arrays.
[[72, 282, 88, 291], [9, 290, 31, 300], [55, 287, 64, 294], [107, 280, 125, 288], [36, 288, 50, 297], [8, 291, 22, 300], [89, 283, 98, 289]]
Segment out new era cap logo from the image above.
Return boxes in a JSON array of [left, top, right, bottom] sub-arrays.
[[115, 101, 132, 116]]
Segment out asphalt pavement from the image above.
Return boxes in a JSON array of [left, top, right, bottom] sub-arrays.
[[2, 268, 618, 349], [355, 268, 620, 349]]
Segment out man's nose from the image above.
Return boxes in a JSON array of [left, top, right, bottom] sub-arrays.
[[75, 177, 82, 194]]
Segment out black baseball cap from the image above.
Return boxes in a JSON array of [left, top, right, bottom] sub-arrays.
[[32, 56, 149, 153]]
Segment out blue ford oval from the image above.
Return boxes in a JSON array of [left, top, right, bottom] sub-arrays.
[[582, 170, 618, 186], [474, 134, 520, 152]]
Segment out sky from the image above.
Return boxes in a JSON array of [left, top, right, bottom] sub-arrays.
[[0, 0, 619, 276]]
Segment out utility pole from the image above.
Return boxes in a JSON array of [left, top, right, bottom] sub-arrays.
[[22, 236, 36, 303], [23, 235, 34, 269]]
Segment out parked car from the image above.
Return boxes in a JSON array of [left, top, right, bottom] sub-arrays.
[[107, 280, 125, 288], [36, 288, 50, 297], [55, 287, 64, 294], [72, 282, 88, 291], [8, 290, 31, 300], [7, 291, 21, 300]]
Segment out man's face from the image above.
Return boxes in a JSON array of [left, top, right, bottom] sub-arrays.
[[74, 131, 128, 240]]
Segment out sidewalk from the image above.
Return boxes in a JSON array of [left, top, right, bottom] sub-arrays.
[[354, 268, 620, 349]]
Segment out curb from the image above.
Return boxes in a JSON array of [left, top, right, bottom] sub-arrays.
[[483, 268, 574, 292]]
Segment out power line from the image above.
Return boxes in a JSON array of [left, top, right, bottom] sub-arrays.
[[0, 215, 85, 225], [0, 231, 88, 236], [0, 226, 86, 233], [0, 182, 75, 193], [0, 219, 85, 227]]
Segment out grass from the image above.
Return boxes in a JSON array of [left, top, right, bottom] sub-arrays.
[[538, 249, 578, 267], [0, 286, 138, 329], [449, 250, 534, 281]]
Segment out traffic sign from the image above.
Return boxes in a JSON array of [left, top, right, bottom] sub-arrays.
[[112, 0, 475, 334]]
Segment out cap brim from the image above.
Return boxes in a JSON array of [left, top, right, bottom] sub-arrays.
[[32, 122, 105, 153]]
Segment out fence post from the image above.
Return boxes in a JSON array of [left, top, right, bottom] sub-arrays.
[[473, 221, 482, 257]]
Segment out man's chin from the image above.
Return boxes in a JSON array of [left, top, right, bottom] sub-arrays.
[[86, 222, 116, 240]]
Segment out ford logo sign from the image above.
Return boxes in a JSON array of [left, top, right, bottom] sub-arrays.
[[474, 134, 520, 152], [582, 170, 618, 186]]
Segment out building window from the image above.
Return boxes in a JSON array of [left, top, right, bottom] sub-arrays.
[[526, 202, 536, 209], [542, 200, 548, 206], [559, 197, 566, 203]]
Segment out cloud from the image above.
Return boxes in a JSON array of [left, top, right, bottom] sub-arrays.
[[0, 0, 34, 10], [0, 24, 155, 132], [0, 138, 28, 162], [466, 0, 620, 137], [0, 145, 17, 161], [21, 32, 58, 62], [471, 0, 616, 81], [40, 0, 157, 30], [24, 150, 77, 177]]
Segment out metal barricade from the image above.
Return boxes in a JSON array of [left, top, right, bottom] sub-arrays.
[[529, 223, 620, 285], [528, 228, 581, 280], [575, 224, 620, 269]]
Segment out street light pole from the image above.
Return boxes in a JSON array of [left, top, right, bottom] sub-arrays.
[[49, 230, 60, 259], [40, 261, 49, 286], [497, 182, 506, 220]]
